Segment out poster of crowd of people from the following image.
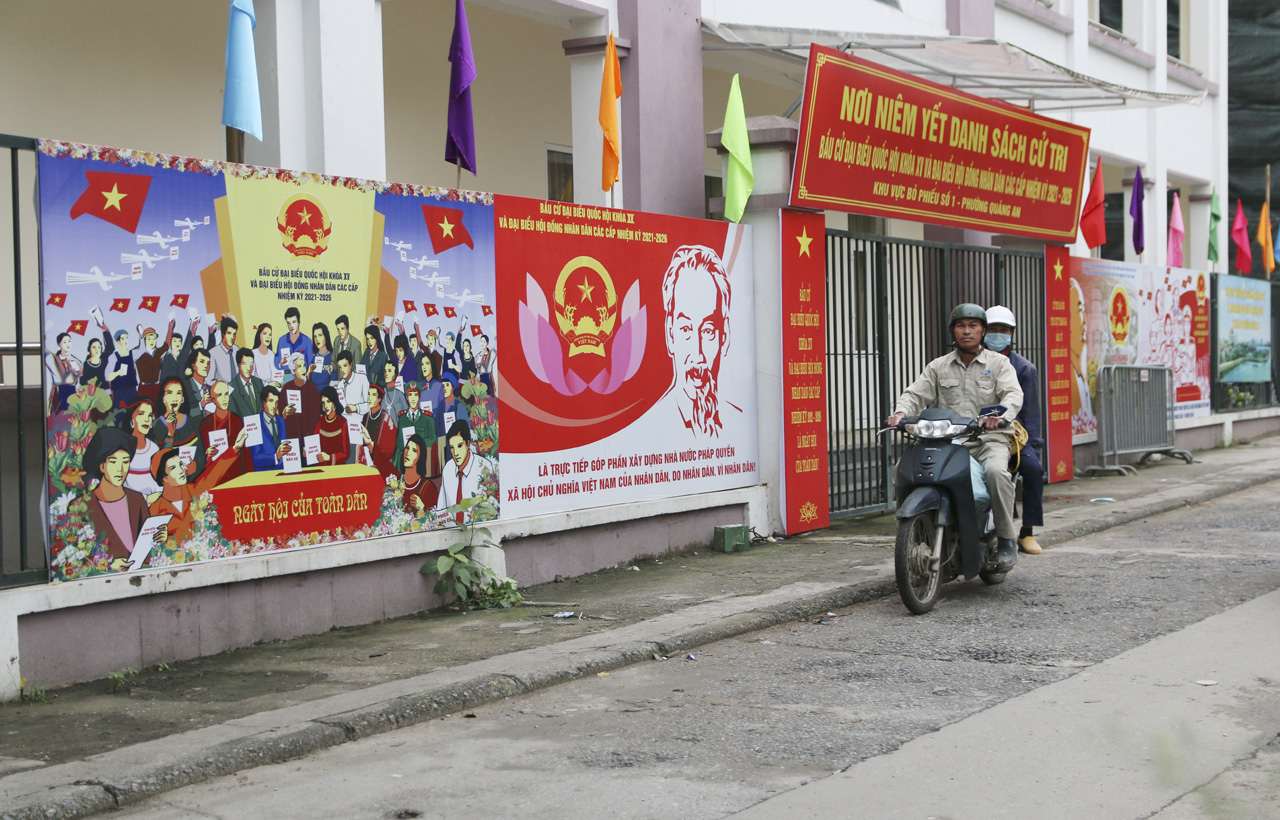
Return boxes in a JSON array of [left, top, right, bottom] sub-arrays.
[[1053, 255, 1211, 436], [38, 140, 758, 581]]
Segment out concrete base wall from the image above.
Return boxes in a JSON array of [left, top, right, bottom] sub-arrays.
[[7, 488, 766, 693], [506, 505, 747, 587], [18, 553, 433, 688]]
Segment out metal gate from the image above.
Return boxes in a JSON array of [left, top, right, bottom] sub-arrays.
[[825, 230, 1046, 517], [1, 134, 45, 588]]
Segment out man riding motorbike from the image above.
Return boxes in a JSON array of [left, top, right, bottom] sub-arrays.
[[885, 304, 1025, 571]]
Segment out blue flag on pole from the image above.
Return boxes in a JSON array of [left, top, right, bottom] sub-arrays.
[[221, 0, 263, 141], [446, 0, 478, 175]]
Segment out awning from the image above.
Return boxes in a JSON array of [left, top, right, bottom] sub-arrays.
[[702, 20, 1205, 114]]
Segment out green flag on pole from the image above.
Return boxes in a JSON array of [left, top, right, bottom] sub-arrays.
[[1208, 187, 1222, 265], [722, 74, 753, 223]]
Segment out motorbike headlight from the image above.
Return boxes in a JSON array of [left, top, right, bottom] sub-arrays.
[[914, 419, 949, 437]]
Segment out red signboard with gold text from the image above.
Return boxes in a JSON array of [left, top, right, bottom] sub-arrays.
[[780, 209, 829, 533], [1044, 246, 1075, 484], [791, 45, 1091, 242]]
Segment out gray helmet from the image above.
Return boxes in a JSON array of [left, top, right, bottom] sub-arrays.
[[948, 303, 987, 328]]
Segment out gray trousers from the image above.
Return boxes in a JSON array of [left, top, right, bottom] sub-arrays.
[[967, 435, 1017, 539]]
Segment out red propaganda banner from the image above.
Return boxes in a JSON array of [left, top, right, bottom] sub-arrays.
[[211, 465, 385, 543], [1044, 246, 1074, 484], [780, 209, 829, 532], [495, 195, 759, 517], [791, 45, 1091, 242]]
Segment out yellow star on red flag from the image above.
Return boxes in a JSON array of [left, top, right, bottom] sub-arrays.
[[796, 227, 814, 257]]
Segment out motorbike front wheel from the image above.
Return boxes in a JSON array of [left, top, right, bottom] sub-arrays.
[[895, 512, 942, 614]]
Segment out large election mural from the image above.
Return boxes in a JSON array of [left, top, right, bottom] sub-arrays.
[[1051, 255, 1210, 436], [38, 141, 757, 581]]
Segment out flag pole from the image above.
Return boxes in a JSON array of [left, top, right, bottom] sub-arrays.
[[1268, 163, 1272, 281], [456, 161, 461, 191], [226, 127, 244, 165]]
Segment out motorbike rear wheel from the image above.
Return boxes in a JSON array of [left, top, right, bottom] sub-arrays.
[[895, 512, 941, 614]]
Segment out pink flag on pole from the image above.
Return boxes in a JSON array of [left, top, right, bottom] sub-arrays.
[[1167, 192, 1185, 267]]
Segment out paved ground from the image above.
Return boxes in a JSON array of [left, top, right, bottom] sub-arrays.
[[2, 435, 1279, 819], [92, 484, 1280, 820]]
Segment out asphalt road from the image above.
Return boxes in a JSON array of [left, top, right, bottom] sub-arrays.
[[105, 483, 1280, 820]]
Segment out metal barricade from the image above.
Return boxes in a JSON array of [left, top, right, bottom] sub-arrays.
[[1081, 365, 1193, 476]]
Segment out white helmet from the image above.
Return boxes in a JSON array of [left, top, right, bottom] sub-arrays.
[[985, 305, 1017, 328]]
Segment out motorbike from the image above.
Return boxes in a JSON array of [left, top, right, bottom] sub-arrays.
[[883, 407, 1011, 614]]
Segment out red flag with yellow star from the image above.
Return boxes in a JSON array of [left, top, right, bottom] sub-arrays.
[[444, 306, 457, 318], [403, 299, 416, 314], [424, 304, 439, 317], [471, 324, 482, 337], [67, 319, 88, 336], [481, 304, 493, 316], [110, 298, 130, 313], [47, 293, 67, 308], [69, 171, 151, 233], [170, 294, 189, 308], [421, 204, 473, 254], [139, 296, 160, 312]]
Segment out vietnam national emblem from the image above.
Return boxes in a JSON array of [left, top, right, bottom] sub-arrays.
[[277, 193, 332, 259]]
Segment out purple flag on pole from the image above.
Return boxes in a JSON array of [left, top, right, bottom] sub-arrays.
[[445, 0, 477, 175], [1129, 166, 1145, 255]]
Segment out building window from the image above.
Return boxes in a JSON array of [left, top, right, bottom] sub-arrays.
[[1091, 0, 1123, 33], [1100, 192, 1125, 261], [705, 175, 723, 221], [547, 148, 573, 203], [1167, 0, 1188, 61], [847, 214, 886, 234]]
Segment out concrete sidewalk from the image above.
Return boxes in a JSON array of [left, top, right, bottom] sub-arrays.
[[3, 436, 1279, 820]]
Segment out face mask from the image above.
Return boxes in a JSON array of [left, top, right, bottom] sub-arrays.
[[984, 333, 1012, 352]]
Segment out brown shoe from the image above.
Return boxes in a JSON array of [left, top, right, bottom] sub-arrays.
[[1018, 536, 1043, 555]]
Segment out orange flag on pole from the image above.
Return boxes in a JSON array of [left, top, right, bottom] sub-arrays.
[[599, 31, 622, 192], [1257, 200, 1275, 276]]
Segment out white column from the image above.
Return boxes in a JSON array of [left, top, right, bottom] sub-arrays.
[[248, 0, 385, 180], [0, 609, 19, 701], [316, 0, 386, 179], [567, 3, 621, 208]]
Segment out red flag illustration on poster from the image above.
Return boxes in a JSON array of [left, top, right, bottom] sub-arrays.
[[422, 204, 474, 253], [69, 171, 152, 232], [495, 195, 759, 517]]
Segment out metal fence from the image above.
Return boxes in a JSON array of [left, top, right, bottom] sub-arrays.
[[1081, 365, 1192, 476], [1, 134, 46, 589], [825, 230, 1045, 517]]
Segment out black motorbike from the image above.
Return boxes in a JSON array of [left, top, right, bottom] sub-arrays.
[[883, 407, 1011, 614]]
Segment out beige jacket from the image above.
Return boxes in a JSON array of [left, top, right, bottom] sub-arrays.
[[894, 347, 1023, 426]]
